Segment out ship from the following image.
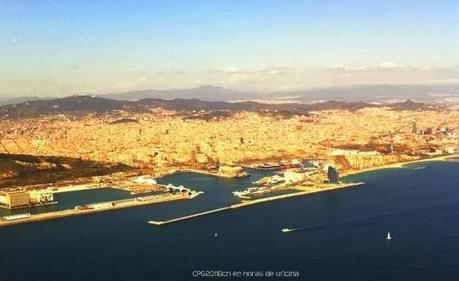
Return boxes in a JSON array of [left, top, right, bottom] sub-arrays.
[[232, 191, 251, 200], [253, 175, 285, 186], [280, 159, 302, 169], [256, 163, 281, 170]]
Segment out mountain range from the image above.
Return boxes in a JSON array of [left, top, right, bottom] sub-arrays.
[[1, 84, 459, 106], [0, 95, 441, 119], [102, 84, 459, 102]]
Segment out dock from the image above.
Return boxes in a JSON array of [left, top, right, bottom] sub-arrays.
[[0, 192, 201, 228], [50, 183, 104, 193], [148, 182, 364, 226]]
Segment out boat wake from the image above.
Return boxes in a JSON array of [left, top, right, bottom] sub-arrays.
[[413, 166, 426, 170], [281, 227, 305, 233]]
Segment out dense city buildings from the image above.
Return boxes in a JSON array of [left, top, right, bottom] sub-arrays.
[[1, 104, 457, 181]]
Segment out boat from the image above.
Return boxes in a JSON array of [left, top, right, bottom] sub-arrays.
[[253, 175, 285, 186], [257, 163, 281, 170], [280, 160, 302, 169], [386, 232, 392, 240], [75, 204, 94, 210], [232, 191, 251, 200], [282, 228, 293, 233]]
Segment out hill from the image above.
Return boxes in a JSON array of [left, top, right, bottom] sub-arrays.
[[0, 95, 440, 119], [102, 85, 260, 102], [0, 153, 132, 188], [104, 84, 459, 102], [4, 84, 459, 106]]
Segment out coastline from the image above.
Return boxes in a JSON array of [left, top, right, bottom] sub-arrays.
[[153, 154, 458, 181], [341, 154, 457, 177], [149, 154, 458, 226]]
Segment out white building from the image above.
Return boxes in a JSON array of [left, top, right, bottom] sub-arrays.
[[134, 176, 157, 185], [283, 171, 305, 184], [445, 146, 458, 154], [29, 190, 54, 204]]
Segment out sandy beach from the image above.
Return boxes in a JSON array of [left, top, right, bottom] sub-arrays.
[[341, 154, 457, 177]]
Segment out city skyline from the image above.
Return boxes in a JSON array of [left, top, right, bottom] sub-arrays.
[[1, 0, 458, 97]]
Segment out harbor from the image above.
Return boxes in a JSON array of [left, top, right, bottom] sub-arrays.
[[0, 156, 359, 228], [1, 158, 458, 281], [0, 163, 257, 227], [1, 154, 453, 229], [0, 191, 202, 227], [148, 182, 364, 226]]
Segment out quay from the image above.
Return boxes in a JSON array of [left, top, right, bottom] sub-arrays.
[[0, 192, 201, 228], [148, 182, 364, 226], [50, 183, 103, 193]]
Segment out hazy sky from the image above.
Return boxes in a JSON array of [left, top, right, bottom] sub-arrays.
[[1, 0, 458, 97]]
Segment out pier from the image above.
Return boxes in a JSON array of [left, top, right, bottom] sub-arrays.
[[148, 182, 364, 226]]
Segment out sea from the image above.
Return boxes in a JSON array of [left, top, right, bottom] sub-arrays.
[[0, 161, 458, 281]]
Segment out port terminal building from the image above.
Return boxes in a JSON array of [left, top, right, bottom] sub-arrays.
[[0, 189, 30, 209], [0, 189, 55, 209]]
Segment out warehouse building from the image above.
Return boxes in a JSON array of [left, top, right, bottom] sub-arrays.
[[0, 189, 31, 209]]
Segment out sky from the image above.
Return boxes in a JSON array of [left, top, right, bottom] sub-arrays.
[[0, 0, 458, 97]]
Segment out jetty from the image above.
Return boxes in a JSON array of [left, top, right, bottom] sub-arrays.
[[148, 182, 364, 226], [148, 206, 233, 225]]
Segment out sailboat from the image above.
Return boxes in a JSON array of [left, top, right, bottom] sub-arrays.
[[386, 232, 392, 240]]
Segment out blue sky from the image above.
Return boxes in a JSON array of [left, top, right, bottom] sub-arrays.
[[1, 0, 458, 96]]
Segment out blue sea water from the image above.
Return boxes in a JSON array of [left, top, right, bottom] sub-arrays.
[[0, 162, 458, 281]]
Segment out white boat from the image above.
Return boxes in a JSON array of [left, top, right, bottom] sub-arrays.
[[282, 228, 293, 233], [386, 232, 392, 240]]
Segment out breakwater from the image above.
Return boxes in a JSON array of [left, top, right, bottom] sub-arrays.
[[148, 182, 364, 226]]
